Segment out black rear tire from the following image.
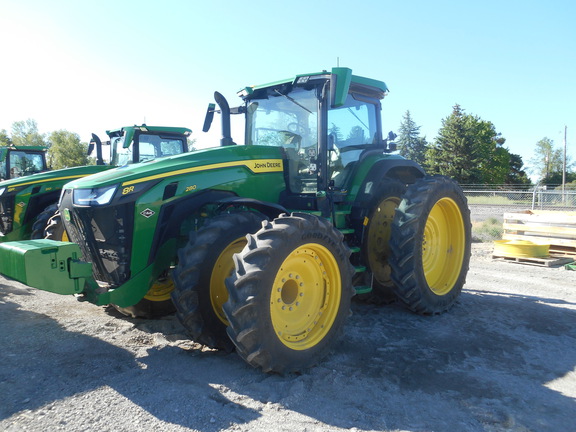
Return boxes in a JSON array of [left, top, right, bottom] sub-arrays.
[[172, 212, 265, 350], [389, 175, 471, 314], [357, 179, 405, 304]]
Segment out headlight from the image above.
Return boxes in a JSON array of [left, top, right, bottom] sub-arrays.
[[73, 185, 118, 206], [0, 187, 5, 196]]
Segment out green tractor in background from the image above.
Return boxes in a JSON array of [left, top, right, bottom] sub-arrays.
[[0, 125, 191, 243], [0, 145, 48, 180], [0, 68, 471, 373]]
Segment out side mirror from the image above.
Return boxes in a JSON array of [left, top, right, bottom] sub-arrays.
[[202, 103, 216, 132], [386, 131, 398, 152]]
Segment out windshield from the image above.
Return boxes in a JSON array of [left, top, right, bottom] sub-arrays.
[[112, 136, 130, 166], [246, 87, 318, 150], [112, 133, 186, 166], [1, 150, 45, 179], [246, 86, 319, 194]]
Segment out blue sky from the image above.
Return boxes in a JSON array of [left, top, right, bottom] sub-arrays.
[[1, 0, 574, 176]]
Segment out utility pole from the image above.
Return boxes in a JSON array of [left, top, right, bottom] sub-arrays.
[[562, 125, 567, 203]]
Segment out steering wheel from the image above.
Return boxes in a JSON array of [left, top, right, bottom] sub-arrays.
[[287, 122, 306, 135], [278, 130, 302, 151]]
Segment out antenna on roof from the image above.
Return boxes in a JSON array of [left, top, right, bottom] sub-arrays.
[[337, 57, 340, 67]]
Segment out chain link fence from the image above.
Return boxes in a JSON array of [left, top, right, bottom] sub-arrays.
[[462, 185, 576, 242]]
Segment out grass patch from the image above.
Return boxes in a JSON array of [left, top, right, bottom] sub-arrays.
[[472, 217, 502, 242], [466, 195, 531, 205]]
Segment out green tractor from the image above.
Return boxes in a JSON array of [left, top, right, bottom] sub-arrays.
[[0, 125, 191, 243], [0, 68, 471, 373], [0, 145, 48, 180]]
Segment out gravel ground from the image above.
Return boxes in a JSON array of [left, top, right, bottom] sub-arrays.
[[1, 243, 575, 432]]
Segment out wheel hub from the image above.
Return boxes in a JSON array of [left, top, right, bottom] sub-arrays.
[[270, 244, 341, 349]]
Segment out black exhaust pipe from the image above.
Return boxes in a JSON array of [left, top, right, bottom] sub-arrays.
[[90, 133, 105, 165], [214, 91, 235, 146]]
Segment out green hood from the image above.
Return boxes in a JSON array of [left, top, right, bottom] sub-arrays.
[[63, 145, 285, 190], [0, 165, 113, 189]]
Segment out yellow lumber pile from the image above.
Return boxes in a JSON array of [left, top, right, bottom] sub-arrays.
[[502, 210, 576, 256]]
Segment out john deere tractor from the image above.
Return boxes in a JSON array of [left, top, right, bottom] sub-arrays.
[[0, 68, 471, 373], [0, 145, 48, 180], [0, 125, 191, 243]]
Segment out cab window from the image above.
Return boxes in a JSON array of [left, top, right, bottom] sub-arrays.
[[328, 94, 379, 187]]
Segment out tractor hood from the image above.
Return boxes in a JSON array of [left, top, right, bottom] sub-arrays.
[[62, 145, 285, 191], [0, 164, 114, 190]]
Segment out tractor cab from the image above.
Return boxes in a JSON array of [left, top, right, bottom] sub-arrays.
[[0, 145, 47, 180], [205, 68, 397, 211], [90, 125, 192, 166]]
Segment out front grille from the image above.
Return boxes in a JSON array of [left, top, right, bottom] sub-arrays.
[[63, 196, 134, 287], [0, 195, 15, 235]]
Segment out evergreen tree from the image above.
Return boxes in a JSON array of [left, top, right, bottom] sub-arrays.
[[427, 105, 511, 184], [397, 110, 428, 167], [427, 104, 481, 183], [505, 153, 531, 185]]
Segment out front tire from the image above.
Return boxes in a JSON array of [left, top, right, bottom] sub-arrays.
[[31, 203, 58, 239], [172, 212, 266, 350], [45, 211, 69, 241], [224, 213, 354, 374], [113, 272, 176, 319], [389, 175, 471, 314]]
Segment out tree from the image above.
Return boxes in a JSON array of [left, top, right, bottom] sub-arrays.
[[187, 137, 197, 151], [529, 137, 571, 183], [347, 125, 366, 143], [47, 130, 90, 169], [472, 119, 508, 184], [11, 119, 46, 147], [0, 129, 11, 146], [505, 153, 531, 185], [426, 104, 481, 183], [426, 104, 511, 184], [397, 110, 428, 167]]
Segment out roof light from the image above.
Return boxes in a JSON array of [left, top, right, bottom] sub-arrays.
[[237, 87, 254, 98]]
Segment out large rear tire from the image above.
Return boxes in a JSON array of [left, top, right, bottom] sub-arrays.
[[389, 175, 471, 314], [357, 179, 405, 304], [224, 213, 354, 374], [172, 212, 265, 350]]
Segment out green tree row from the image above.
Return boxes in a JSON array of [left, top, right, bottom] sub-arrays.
[[1, 119, 91, 169], [397, 106, 535, 186], [397, 107, 576, 186]]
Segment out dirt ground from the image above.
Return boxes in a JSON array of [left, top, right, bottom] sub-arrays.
[[1, 243, 575, 432]]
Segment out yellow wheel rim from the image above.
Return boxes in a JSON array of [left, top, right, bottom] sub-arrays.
[[367, 196, 401, 284], [422, 198, 465, 295], [270, 243, 341, 350], [210, 237, 247, 325], [144, 276, 174, 302]]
